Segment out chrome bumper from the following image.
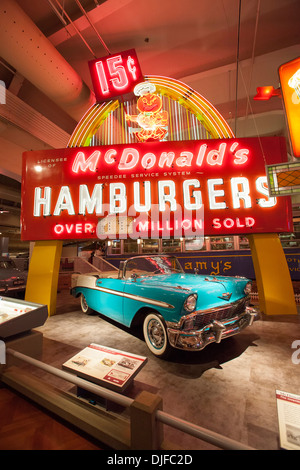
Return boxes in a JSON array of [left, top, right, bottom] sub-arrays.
[[0, 285, 26, 293], [166, 306, 258, 351]]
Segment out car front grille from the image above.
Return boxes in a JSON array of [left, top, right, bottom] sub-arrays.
[[187, 297, 248, 330]]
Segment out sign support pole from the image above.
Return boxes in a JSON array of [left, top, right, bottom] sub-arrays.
[[248, 233, 297, 315], [25, 241, 63, 316]]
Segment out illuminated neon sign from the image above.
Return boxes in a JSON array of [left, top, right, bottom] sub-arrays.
[[21, 137, 292, 241], [126, 82, 169, 142], [279, 57, 300, 157], [88, 49, 143, 102], [70, 140, 250, 173]]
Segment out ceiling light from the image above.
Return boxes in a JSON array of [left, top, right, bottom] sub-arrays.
[[253, 86, 281, 100]]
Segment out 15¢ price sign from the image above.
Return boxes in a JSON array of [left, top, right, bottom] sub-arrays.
[[89, 49, 144, 102]]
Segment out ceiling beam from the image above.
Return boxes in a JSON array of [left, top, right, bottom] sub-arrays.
[[0, 0, 95, 122]]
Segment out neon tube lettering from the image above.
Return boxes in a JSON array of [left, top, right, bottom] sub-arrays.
[[256, 176, 276, 207], [32, 176, 278, 222], [158, 152, 175, 168], [34, 187, 51, 217], [53, 186, 75, 216], [95, 60, 109, 95], [183, 179, 202, 210], [196, 144, 207, 166], [206, 143, 226, 166], [107, 55, 129, 91], [119, 148, 139, 170], [134, 181, 151, 212], [231, 177, 252, 208], [234, 147, 249, 165], [72, 150, 101, 173], [110, 182, 126, 213], [104, 149, 117, 164], [207, 179, 226, 209], [141, 153, 156, 169], [127, 56, 137, 80], [176, 151, 193, 167], [79, 184, 103, 215], [158, 180, 177, 211]]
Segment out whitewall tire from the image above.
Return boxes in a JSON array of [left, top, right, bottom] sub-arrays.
[[80, 293, 94, 315], [143, 312, 171, 358]]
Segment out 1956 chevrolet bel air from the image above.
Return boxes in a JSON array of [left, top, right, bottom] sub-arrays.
[[71, 255, 258, 358]]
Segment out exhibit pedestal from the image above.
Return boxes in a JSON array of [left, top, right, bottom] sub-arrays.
[[0, 330, 43, 373], [76, 382, 133, 413], [25, 240, 63, 316], [248, 233, 297, 315]]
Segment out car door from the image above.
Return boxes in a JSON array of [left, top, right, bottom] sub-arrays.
[[94, 277, 126, 324]]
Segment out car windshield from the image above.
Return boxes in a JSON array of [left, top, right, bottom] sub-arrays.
[[124, 256, 183, 278]]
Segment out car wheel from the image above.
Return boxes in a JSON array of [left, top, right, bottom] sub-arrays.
[[80, 294, 94, 315], [143, 312, 171, 358]]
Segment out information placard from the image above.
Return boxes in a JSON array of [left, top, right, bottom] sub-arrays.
[[276, 390, 300, 450], [63, 343, 147, 392]]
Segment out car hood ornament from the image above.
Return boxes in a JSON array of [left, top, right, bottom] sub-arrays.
[[218, 292, 232, 301]]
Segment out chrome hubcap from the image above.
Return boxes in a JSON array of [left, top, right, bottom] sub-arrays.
[[81, 296, 88, 312], [148, 319, 165, 349]]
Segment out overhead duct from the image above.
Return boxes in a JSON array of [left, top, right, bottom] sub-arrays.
[[0, 0, 95, 122]]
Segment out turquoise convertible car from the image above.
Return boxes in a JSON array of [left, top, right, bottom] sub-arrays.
[[71, 255, 258, 358]]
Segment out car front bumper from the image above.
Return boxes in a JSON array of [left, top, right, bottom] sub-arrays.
[[166, 306, 258, 351], [0, 286, 26, 293]]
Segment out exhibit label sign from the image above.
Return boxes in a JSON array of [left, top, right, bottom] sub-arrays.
[[63, 343, 147, 392], [276, 390, 300, 450], [21, 136, 292, 241]]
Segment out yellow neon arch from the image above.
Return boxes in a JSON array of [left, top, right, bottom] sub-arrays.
[[68, 75, 234, 147]]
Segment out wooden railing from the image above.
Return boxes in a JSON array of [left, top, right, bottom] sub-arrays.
[[2, 348, 255, 451]]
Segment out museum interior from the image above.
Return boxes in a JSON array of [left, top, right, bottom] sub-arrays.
[[0, 0, 300, 452]]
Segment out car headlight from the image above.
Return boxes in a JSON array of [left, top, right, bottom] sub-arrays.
[[183, 294, 197, 312], [244, 282, 252, 295]]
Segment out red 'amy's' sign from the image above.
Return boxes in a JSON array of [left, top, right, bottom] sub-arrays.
[[88, 49, 143, 102], [21, 137, 292, 241]]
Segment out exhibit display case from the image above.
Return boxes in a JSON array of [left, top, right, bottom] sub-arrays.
[[0, 296, 48, 338]]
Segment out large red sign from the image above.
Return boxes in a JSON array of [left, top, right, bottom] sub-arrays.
[[88, 49, 143, 102], [21, 137, 292, 241]]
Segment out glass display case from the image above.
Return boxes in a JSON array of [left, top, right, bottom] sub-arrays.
[[0, 296, 48, 338]]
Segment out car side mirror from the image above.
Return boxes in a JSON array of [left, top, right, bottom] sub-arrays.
[[131, 273, 138, 282]]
